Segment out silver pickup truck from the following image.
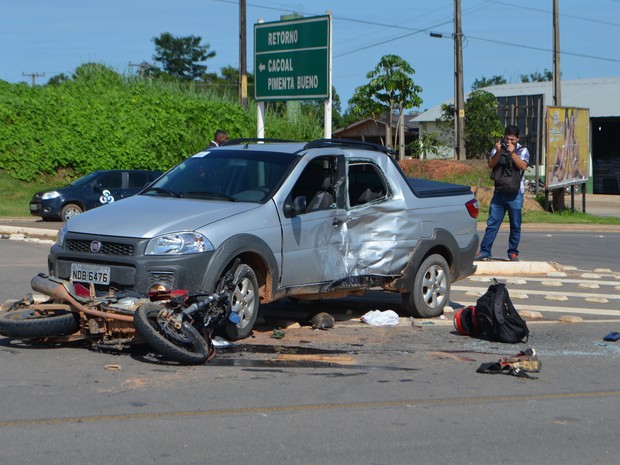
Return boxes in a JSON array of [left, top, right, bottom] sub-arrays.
[[49, 139, 479, 339]]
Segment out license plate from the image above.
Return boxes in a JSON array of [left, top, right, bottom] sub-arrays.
[[70, 264, 111, 285], [30, 204, 39, 211]]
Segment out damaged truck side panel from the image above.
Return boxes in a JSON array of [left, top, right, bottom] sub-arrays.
[[49, 139, 479, 339]]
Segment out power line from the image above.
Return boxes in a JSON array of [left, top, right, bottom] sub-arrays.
[[466, 35, 620, 64], [211, 0, 620, 66], [492, 0, 620, 28]]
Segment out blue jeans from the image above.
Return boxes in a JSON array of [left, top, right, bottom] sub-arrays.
[[479, 191, 524, 257]]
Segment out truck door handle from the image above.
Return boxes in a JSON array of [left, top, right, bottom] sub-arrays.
[[332, 218, 343, 227]]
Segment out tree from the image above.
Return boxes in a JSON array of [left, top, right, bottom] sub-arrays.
[[471, 75, 507, 90], [348, 55, 422, 158], [440, 90, 504, 159], [47, 73, 70, 86], [152, 32, 215, 81], [201, 66, 255, 98], [520, 69, 553, 83]]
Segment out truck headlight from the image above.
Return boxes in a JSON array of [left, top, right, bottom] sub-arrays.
[[145, 232, 213, 255], [56, 223, 67, 247]]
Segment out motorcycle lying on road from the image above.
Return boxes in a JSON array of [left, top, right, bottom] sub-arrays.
[[0, 261, 242, 365]]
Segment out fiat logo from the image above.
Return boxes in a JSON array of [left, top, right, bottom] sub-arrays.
[[90, 241, 102, 253]]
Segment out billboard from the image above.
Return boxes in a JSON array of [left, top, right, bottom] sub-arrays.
[[545, 106, 590, 190]]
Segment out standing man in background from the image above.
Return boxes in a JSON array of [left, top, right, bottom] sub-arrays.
[[475, 125, 530, 262]]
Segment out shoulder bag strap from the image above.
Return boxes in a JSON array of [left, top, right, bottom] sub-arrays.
[[493, 283, 506, 324]]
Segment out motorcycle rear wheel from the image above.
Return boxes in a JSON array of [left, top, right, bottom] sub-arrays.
[[134, 303, 211, 365], [0, 308, 79, 338]]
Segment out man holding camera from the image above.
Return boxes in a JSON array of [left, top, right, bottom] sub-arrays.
[[475, 125, 530, 262]]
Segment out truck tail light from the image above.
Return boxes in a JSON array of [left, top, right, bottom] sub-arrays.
[[465, 198, 479, 219]]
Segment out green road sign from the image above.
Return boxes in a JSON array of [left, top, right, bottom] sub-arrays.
[[254, 15, 330, 101]]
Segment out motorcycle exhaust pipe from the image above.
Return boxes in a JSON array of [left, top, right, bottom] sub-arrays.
[[31, 274, 135, 322]]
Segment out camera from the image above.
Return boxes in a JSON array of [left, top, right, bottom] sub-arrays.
[[500, 139, 508, 153]]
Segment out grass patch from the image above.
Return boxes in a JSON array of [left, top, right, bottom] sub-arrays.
[[0, 171, 63, 217]]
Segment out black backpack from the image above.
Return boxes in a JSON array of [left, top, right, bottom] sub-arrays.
[[491, 153, 523, 194], [454, 279, 529, 343]]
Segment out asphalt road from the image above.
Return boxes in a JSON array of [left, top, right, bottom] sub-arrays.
[[485, 228, 620, 270], [1, 237, 620, 465]]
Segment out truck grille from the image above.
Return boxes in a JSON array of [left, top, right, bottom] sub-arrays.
[[66, 239, 134, 256]]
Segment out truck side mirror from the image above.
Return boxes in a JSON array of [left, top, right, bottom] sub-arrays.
[[283, 195, 307, 217]]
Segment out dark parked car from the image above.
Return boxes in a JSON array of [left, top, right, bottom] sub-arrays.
[[29, 169, 162, 222]]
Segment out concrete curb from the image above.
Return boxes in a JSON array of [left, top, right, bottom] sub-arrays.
[[473, 260, 560, 276], [0, 225, 58, 239]]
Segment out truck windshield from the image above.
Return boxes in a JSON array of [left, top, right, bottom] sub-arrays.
[[143, 150, 298, 203]]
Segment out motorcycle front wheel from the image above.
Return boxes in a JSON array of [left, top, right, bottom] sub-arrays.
[[134, 303, 211, 365], [0, 308, 80, 338]]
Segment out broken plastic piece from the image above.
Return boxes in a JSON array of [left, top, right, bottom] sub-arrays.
[[360, 309, 400, 326], [603, 332, 620, 342]]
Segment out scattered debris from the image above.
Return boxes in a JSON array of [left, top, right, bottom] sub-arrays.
[[270, 329, 286, 339], [212, 336, 234, 347], [277, 320, 301, 329], [560, 315, 584, 323], [310, 312, 335, 330], [104, 364, 122, 371], [360, 309, 400, 326], [476, 348, 540, 379], [603, 332, 620, 342]]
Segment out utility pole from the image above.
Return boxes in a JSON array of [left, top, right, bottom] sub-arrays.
[[454, 0, 466, 160], [129, 62, 153, 78], [239, 0, 248, 107], [23, 72, 45, 87], [552, 0, 561, 105]]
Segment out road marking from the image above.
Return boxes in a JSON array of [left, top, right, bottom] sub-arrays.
[[1, 391, 619, 427], [452, 285, 620, 301], [471, 276, 620, 286], [449, 300, 620, 317]]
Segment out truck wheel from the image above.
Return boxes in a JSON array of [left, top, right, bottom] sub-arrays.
[[401, 254, 451, 318], [61, 203, 82, 222], [223, 264, 259, 341]]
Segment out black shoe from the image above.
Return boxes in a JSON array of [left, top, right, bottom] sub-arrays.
[[475, 252, 491, 261], [508, 253, 519, 261]]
